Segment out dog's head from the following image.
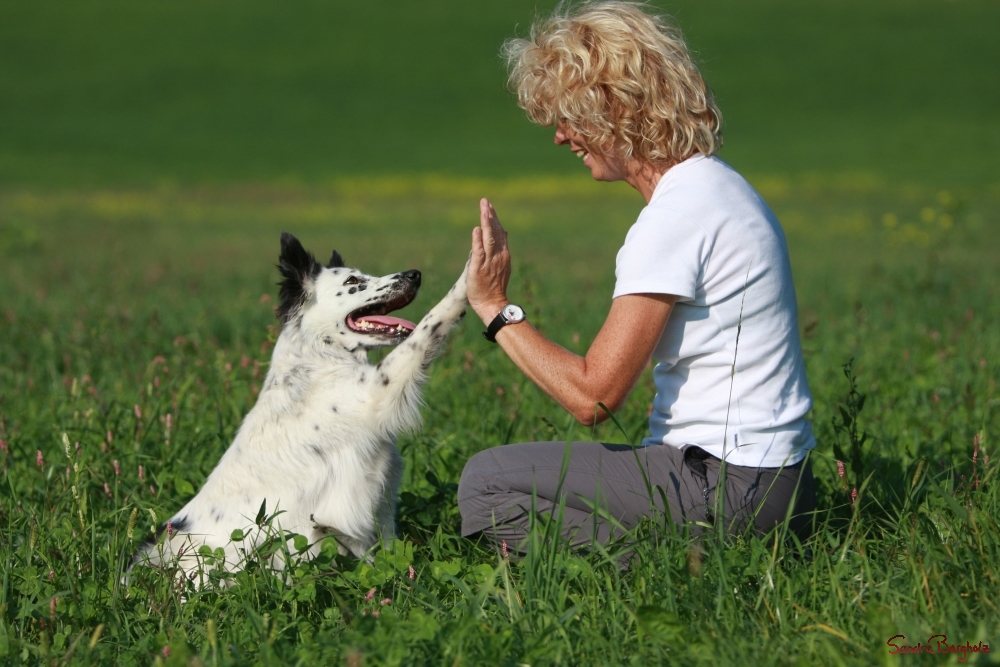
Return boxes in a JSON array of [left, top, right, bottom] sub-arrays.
[[276, 232, 420, 349]]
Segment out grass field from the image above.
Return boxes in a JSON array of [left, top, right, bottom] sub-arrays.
[[2, 1, 999, 665], [2, 0, 999, 187]]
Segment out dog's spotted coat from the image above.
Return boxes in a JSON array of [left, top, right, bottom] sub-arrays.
[[133, 232, 468, 579]]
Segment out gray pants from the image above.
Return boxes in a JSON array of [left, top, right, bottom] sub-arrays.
[[458, 441, 815, 550]]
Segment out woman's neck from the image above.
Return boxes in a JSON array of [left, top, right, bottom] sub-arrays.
[[626, 158, 677, 203]]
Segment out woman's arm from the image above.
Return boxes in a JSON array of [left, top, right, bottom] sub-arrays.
[[469, 198, 676, 426]]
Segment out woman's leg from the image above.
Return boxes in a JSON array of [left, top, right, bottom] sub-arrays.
[[708, 453, 816, 540], [457, 441, 816, 549], [458, 441, 697, 548]]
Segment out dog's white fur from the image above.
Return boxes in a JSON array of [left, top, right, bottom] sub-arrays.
[[134, 233, 468, 579]]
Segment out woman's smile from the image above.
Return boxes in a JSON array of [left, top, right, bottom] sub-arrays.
[[555, 122, 620, 181]]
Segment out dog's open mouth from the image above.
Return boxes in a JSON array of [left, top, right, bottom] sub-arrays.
[[346, 294, 417, 337]]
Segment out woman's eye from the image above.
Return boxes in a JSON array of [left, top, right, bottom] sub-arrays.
[[343, 276, 360, 286]]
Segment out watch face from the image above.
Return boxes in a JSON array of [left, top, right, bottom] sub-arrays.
[[502, 304, 525, 323]]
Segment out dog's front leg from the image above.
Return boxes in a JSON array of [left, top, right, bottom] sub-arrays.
[[369, 263, 468, 430]]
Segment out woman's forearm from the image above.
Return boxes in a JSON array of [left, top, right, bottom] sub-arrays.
[[479, 294, 675, 426], [492, 320, 611, 424]]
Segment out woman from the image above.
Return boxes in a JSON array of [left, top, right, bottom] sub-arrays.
[[458, 1, 816, 549]]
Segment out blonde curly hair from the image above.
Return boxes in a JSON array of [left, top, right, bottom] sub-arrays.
[[503, 1, 722, 166]]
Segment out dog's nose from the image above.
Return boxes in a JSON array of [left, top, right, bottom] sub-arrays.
[[402, 270, 421, 287]]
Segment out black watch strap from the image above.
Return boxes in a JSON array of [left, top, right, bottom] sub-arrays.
[[483, 313, 506, 342], [483, 304, 524, 342]]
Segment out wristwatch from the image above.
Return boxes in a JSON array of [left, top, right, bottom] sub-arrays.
[[483, 303, 525, 342]]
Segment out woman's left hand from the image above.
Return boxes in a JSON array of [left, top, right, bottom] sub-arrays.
[[469, 198, 512, 324]]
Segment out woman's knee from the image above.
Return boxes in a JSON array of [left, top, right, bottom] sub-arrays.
[[458, 449, 501, 500], [457, 449, 505, 535]]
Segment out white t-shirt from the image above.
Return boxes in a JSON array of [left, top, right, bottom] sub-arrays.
[[614, 154, 815, 467]]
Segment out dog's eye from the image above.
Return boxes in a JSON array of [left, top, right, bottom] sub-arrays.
[[343, 276, 360, 286]]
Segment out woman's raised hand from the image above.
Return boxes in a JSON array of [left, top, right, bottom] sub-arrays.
[[468, 198, 512, 324]]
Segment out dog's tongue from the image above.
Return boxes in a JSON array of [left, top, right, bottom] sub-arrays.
[[358, 315, 416, 331]]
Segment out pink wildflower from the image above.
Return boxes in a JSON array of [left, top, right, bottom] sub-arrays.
[[0, 439, 7, 453], [166, 522, 173, 537], [75, 442, 81, 456], [134, 404, 142, 419], [380, 598, 392, 606], [165, 414, 172, 431], [138, 465, 145, 482], [837, 460, 845, 479], [370, 610, 380, 617], [154, 376, 160, 389], [850, 488, 858, 508], [104, 482, 112, 498], [973, 434, 980, 465], [113, 460, 120, 476], [49, 570, 54, 581], [49, 597, 56, 620], [162, 646, 171, 658], [365, 588, 376, 602], [408, 565, 416, 581], [107, 430, 113, 443], [36, 450, 44, 468], [501, 540, 509, 559]]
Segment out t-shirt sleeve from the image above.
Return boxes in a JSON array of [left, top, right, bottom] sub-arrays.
[[613, 206, 707, 301]]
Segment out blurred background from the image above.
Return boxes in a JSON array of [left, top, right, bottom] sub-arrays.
[[2, 0, 997, 188]]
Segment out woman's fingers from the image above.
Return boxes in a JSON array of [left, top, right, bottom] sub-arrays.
[[480, 198, 507, 256], [467, 198, 513, 322], [479, 199, 495, 251], [471, 226, 485, 264]]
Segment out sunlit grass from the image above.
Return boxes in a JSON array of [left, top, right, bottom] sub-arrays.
[[1, 177, 998, 664]]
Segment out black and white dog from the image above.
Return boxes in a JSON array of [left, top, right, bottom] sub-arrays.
[[134, 232, 468, 578]]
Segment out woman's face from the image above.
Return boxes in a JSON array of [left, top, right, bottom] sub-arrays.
[[554, 121, 630, 183]]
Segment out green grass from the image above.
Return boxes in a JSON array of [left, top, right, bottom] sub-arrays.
[[1, 0, 998, 187], [1, 176, 998, 665], [2, 0, 999, 664]]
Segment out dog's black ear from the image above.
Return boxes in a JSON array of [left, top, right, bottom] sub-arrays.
[[327, 250, 345, 269], [277, 232, 322, 324]]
